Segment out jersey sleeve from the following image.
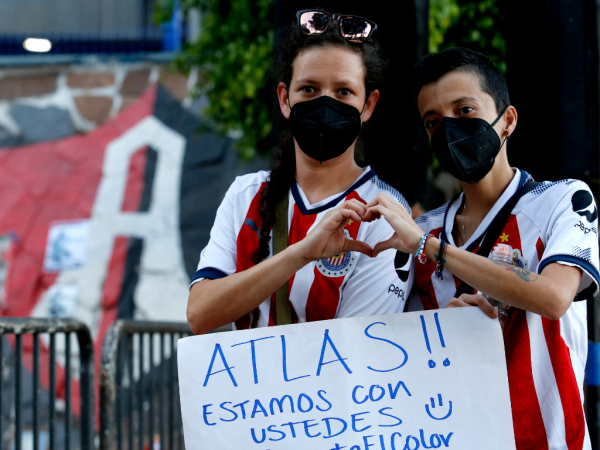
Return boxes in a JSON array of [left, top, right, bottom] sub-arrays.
[[537, 181, 599, 299], [190, 182, 238, 287], [337, 220, 414, 318]]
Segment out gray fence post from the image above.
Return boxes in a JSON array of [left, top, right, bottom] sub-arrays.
[[100, 320, 192, 450], [0, 318, 94, 450]]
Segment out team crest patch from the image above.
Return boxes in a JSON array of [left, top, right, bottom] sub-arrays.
[[316, 230, 357, 278], [511, 249, 529, 269]]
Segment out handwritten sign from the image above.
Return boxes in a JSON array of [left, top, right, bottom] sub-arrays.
[[178, 308, 515, 450]]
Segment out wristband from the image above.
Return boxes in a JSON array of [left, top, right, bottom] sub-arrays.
[[416, 232, 429, 264], [434, 239, 448, 279], [423, 233, 434, 260]]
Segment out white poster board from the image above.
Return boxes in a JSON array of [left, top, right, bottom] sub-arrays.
[[178, 307, 515, 450]]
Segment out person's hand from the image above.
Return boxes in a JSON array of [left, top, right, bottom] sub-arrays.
[[363, 193, 425, 257], [296, 199, 373, 262], [446, 294, 498, 319]]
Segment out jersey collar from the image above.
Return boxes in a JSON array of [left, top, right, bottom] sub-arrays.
[[291, 166, 375, 215], [441, 168, 532, 251]]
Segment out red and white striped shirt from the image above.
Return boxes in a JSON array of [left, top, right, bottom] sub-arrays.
[[409, 168, 599, 450], [193, 167, 414, 329]]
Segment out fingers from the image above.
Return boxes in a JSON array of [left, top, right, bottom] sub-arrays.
[[344, 238, 373, 257], [365, 193, 411, 223], [365, 192, 394, 209], [459, 294, 498, 318], [338, 208, 363, 225], [363, 204, 392, 222], [341, 199, 368, 218], [325, 199, 367, 226], [446, 298, 464, 309], [446, 295, 498, 319], [372, 235, 398, 257]]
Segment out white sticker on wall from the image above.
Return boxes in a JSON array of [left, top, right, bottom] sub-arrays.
[[44, 220, 90, 272], [47, 284, 79, 318]]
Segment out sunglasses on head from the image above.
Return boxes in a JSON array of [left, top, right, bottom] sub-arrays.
[[296, 9, 378, 44]]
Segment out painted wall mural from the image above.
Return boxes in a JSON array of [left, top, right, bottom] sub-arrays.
[[0, 84, 265, 422]]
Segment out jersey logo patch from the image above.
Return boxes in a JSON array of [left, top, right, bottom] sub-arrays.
[[572, 190, 598, 223], [316, 229, 357, 278], [511, 249, 529, 269]]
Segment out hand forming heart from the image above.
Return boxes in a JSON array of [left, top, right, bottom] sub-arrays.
[[297, 198, 374, 262], [362, 193, 425, 257], [299, 193, 425, 263]]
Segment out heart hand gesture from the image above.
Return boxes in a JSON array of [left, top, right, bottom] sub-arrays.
[[363, 193, 424, 257], [297, 199, 373, 262]]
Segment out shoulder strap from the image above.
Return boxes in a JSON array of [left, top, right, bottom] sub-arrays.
[[273, 193, 292, 325], [455, 180, 540, 298]]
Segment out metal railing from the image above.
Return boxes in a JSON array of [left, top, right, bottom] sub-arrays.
[[0, 318, 94, 450], [100, 320, 191, 450]]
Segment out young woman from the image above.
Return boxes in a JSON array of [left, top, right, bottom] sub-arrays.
[[363, 48, 599, 450], [186, 10, 413, 335]]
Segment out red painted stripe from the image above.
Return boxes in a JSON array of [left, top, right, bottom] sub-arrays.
[[504, 309, 549, 450], [542, 318, 585, 449], [536, 237, 545, 262], [121, 147, 148, 212], [100, 237, 129, 310]]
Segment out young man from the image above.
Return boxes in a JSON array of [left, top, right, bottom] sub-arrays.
[[363, 48, 599, 449]]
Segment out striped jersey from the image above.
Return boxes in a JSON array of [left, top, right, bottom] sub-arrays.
[[193, 167, 414, 329], [409, 168, 599, 450]]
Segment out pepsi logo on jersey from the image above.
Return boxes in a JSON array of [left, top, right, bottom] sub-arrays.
[[574, 220, 598, 236], [388, 284, 405, 299]]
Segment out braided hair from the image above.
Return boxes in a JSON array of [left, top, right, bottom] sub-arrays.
[[251, 15, 386, 265]]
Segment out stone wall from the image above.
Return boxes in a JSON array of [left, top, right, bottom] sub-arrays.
[[0, 61, 196, 146]]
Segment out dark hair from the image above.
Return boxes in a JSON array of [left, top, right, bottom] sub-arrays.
[[251, 16, 385, 265], [414, 47, 510, 114]]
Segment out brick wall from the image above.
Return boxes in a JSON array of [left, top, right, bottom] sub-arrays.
[[0, 62, 195, 146]]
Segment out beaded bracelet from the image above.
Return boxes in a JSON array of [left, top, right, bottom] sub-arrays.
[[416, 232, 429, 264]]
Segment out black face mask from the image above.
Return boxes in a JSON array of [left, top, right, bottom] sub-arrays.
[[289, 96, 363, 163], [431, 109, 508, 183]]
